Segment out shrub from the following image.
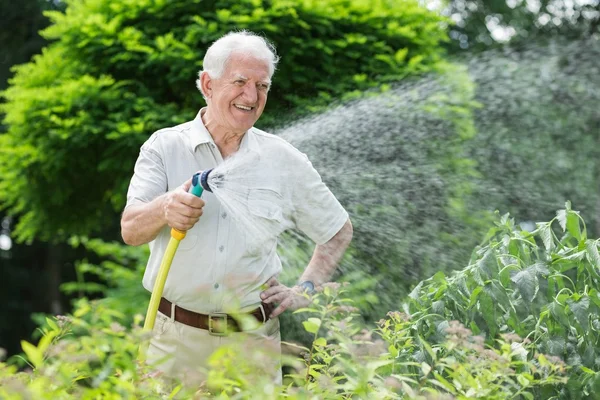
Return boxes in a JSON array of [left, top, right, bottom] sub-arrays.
[[0, 282, 567, 399], [408, 202, 600, 399]]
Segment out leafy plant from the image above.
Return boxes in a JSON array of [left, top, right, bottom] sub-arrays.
[[407, 202, 600, 399]]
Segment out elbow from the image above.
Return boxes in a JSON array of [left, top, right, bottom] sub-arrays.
[[120, 215, 138, 246], [345, 218, 353, 244], [121, 225, 135, 246], [340, 218, 353, 247]]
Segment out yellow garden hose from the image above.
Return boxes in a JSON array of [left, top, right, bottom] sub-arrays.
[[138, 173, 205, 361], [142, 228, 186, 331]]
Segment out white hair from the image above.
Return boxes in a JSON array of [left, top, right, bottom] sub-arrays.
[[196, 31, 279, 95]]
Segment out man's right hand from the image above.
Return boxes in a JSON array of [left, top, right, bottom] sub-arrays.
[[162, 177, 205, 232]]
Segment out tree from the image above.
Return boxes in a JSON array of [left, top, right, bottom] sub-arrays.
[[443, 0, 599, 51], [0, 0, 448, 243]]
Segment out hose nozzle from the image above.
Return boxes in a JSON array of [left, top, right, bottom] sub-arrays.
[[200, 169, 214, 192], [198, 168, 225, 192]]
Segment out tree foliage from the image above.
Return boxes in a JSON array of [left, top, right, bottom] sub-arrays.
[[0, 0, 448, 243], [444, 0, 600, 51]]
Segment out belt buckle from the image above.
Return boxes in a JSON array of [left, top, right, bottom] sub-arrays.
[[208, 313, 228, 336]]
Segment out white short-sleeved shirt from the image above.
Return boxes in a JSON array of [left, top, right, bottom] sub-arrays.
[[126, 109, 349, 314]]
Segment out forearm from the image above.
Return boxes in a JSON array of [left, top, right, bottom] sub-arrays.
[[121, 195, 167, 246], [299, 218, 353, 285]]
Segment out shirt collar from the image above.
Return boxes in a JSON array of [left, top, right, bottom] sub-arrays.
[[189, 107, 260, 153], [189, 108, 216, 151]]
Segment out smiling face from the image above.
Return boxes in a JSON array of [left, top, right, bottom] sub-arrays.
[[202, 52, 271, 136]]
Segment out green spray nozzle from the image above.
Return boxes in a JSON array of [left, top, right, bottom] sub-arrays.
[[189, 172, 204, 197]]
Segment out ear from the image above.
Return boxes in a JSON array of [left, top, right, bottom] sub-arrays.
[[200, 71, 213, 98]]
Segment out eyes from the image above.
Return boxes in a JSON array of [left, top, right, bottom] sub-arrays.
[[233, 79, 270, 91]]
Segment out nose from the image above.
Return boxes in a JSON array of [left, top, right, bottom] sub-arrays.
[[242, 83, 258, 104]]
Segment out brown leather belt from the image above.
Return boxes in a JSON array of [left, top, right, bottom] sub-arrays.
[[158, 297, 274, 336]]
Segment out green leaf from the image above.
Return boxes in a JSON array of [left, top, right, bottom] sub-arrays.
[[581, 366, 596, 374], [46, 317, 59, 332], [566, 211, 582, 240], [478, 249, 498, 279], [557, 209, 567, 231], [511, 268, 539, 303], [302, 318, 322, 334], [432, 372, 457, 394], [420, 361, 431, 376], [469, 286, 483, 307], [432, 300, 445, 315], [549, 301, 571, 328], [568, 296, 590, 331], [517, 374, 530, 387], [546, 337, 565, 355], [37, 330, 58, 355], [21, 340, 43, 368], [479, 291, 497, 337], [314, 337, 327, 347], [586, 240, 600, 268], [538, 223, 555, 251], [419, 335, 436, 362]]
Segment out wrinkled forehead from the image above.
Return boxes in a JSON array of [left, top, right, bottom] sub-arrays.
[[223, 52, 272, 81]]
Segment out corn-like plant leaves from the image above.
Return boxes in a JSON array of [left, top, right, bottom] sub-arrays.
[[432, 300, 445, 315], [568, 296, 590, 332], [548, 301, 571, 328], [478, 291, 497, 337], [478, 249, 498, 280], [557, 209, 568, 232], [586, 240, 600, 268], [546, 337, 566, 356], [538, 223, 555, 252], [468, 286, 483, 308], [511, 268, 539, 303], [567, 211, 582, 241]]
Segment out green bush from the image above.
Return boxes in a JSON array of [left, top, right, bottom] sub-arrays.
[[408, 202, 600, 399], [1, 283, 567, 399], [0, 0, 448, 243], [6, 207, 595, 398]]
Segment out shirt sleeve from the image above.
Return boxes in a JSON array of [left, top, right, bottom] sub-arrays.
[[291, 151, 349, 245], [125, 135, 167, 208]]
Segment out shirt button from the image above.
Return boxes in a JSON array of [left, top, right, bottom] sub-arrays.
[[222, 212, 227, 219], [219, 245, 224, 252], [214, 283, 219, 289]]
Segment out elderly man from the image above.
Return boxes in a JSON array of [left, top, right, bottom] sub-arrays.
[[121, 31, 352, 383]]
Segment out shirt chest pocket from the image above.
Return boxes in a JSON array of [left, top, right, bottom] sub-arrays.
[[244, 188, 284, 251], [248, 188, 283, 221]]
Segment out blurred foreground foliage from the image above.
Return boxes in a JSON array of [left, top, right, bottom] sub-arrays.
[[5, 206, 600, 398]]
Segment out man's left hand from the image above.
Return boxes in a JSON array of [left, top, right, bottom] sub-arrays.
[[260, 277, 311, 318]]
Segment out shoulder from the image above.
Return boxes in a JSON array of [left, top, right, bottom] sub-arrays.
[[250, 127, 309, 162], [143, 120, 193, 153]]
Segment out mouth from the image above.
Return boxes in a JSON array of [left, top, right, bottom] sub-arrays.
[[233, 104, 255, 112]]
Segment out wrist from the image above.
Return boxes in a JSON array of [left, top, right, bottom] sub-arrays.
[[298, 280, 316, 295]]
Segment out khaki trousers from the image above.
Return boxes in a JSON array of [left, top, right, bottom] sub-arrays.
[[147, 309, 282, 386]]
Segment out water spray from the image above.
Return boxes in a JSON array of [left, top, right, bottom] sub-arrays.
[[139, 150, 290, 360]]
